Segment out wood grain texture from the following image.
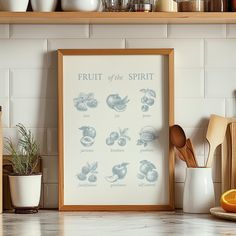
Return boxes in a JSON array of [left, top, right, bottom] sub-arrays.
[[58, 49, 175, 211], [0, 108, 2, 213], [1, 12, 236, 24]]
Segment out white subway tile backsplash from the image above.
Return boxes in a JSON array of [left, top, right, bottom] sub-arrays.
[[126, 39, 204, 67], [205, 39, 236, 68], [3, 127, 47, 155], [47, 128, 58, 155], [0, 39, 47, 69], [10, 24, 89, 39], [0, 98, 9, 127], [11, 99, 57, 128], [175, 68, 204, 98], [205, 68, 236, 98], [48, 38, 125, 68], [43, 184, 58, 208], [175, 99, 225, 128], [42, 156, 58, 184], [10, 69, 57, 98], [226, 98, 236, 117], [91, 24, 167, 38], [0, 69, 9, 98], [168, 24, 226, 39], [0, 24, 9, 38]]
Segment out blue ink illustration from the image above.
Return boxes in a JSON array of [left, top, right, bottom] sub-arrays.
[[106, 128, 131, 147], [73, 93, 98, 111], [106, 94, 129, 112], [79, 126, 96, 147], [140, 89, 156, 112], [137, 160, 158, 182], [105, 163, 129, 183], [76, 162, 98, 183], [137, 126, 158, 147]]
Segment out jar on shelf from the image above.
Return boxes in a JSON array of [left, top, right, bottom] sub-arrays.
[[232, 0, 236, 11], [156, 0, 177, 12], [130, 0, 153, 12], [177, 0, 205, 12], [208, 0, 228, 12]]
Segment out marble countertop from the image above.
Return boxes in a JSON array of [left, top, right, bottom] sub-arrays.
[[1, 210, 236, 236]]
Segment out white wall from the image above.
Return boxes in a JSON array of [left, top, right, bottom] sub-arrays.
[[0, 23, 236, 208]]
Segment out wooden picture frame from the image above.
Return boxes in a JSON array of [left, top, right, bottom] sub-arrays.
[[58, 49, 174, 211]]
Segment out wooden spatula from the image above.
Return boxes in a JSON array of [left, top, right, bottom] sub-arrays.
[[206, 114, 228, 167], [230, 123, 236, 189]]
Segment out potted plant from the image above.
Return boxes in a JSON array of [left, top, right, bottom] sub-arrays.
[[4, 124, 41, 214]]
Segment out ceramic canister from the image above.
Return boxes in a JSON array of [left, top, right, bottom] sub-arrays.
[[183, 168, 215, 213], [31, 0, 58, 12], [61, 0, 101, 11]]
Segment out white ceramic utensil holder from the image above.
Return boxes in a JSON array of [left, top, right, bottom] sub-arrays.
[[183, 168, 215, 213]]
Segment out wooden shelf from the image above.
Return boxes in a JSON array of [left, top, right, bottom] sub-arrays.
[[1, 12, 236, 24]]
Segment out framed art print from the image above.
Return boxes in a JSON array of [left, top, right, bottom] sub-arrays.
[[58, 49, 174, 211]]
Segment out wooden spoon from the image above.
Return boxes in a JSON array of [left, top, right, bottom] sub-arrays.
[[206, 114, 228, 167], [186, 139, 198, 167], [170, 125, 196, 168]]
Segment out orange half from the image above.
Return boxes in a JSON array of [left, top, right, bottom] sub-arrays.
[[221, 189, 236, 213]]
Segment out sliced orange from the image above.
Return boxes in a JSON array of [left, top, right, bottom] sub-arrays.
[[221, 189, 236, 213]]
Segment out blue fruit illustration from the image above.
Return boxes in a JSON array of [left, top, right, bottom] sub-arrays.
[[106, 137, 114, 146], [146, 170, 158, 182], [105, 163, 129, 183], [141, 105, 149, 112], [77, 173, 87, 181], [88, 175, 97, 182], [87, 99, 98, 108], [137, 126, 158, 147], [74, 93, 98, 111], [79, 126, 96, 139], [141, 96, 149, 104], [106, 94, 129, 112], [80, 136, 94, 147], [117, 137, 126, 146], [110, 132, 119, 141], [146, 98, 154, 106], [82, 166, 90, 175]]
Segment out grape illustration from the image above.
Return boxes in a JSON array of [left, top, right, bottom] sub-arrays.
[[74, 93, 98, 111], [87, 99, 98, 108]]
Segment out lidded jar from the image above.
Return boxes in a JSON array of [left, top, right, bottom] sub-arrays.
[[156, 0, 178, 12], [208, 0, 228, 12], [177, 0, 206, 12]]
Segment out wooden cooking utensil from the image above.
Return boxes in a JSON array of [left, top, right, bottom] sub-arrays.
[[206, 114, 228, 167], [221, 124, 231, 193], [230, 123, 236, 189], [170, 125, 197, 168], [174, 147, 186, 162], [186, 139, 198, 167]]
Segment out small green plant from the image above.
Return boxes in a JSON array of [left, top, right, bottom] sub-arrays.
[[4, 123, 40, 175]]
